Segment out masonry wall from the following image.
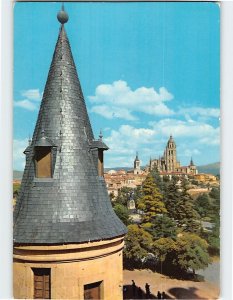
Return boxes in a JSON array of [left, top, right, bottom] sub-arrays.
[[13, 237, 124, 300]]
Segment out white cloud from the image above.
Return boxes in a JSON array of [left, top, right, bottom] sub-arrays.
[[21, 89, 42, 101], [179, 107, 220, 119], [103, 117, 219, 168], [103, 125, 156, 167], [150, 118, 220, 145], [14, 88, 42, 111], [91, 105, 136, 121], [105, 125, 156, 150], [14, 99, 37, 111], [13, 138, 28, 170], [89, 80, 174, 120]]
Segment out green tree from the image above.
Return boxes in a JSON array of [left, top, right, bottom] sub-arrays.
[[163, 175, 170, 183], [194, 193, 211, 218], [133, 185, 143, 206], [206, 187, 220, 255], [153, 237, 177, 263], [114, 187, 133, 206], [209, 187, 220, 219], [124, 224, 153, 263], [209, 187, 220, 200], [138, 175, 167, 224], [163, 179, 180, 220], [163, 178, 200, 233], [205, 217, 220, 255], [176, 185, 200, 233], [150, 166, 164, 192], [174, 233, 211, 274], [113, 204, 131, 226], [147, 215, 177, 240]]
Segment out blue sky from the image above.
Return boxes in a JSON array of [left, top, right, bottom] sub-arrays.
[[14, 2, 220, 170]]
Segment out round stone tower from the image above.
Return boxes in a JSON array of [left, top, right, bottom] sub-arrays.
[[13, 7, 127, 299]]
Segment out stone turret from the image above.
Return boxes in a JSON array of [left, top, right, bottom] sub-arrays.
[[13, 6, 126, 299]]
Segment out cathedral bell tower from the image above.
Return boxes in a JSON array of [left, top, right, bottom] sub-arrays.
[[164, 135, 177, 172], [13, 6, 127, 299]]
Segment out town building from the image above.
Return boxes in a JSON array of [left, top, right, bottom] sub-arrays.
[[146, 135, 198, 176], [104, 153, 147, 197], [193, 173, 218, 185], [104, 169, 147, 197], [13, 7, 127, 299]]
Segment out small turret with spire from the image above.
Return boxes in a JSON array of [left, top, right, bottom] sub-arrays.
[[134, 151, 141, 174], [190, 157, 194, 166]]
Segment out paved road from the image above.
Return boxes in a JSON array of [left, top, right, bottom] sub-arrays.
[[197, 261, 220, 284]]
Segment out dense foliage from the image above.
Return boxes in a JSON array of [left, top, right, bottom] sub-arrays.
[[147, 215, 177, 240], [124, 224, 153, 263], [113, 203, 132, 226], [173, 233, 211, 274], [137, 175, 167, 224], [111, 171, 220, 277]]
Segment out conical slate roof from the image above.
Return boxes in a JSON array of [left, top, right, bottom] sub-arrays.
[[14, 16, 127, 244]]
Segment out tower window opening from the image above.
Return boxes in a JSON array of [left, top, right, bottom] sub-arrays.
[[35, 146, 52, 178], [98, 149, 104, 177], [32, 268, 51, 299], [84, 281, 103, 299]]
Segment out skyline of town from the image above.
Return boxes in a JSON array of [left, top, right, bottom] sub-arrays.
[[14, 2, 219, 170]]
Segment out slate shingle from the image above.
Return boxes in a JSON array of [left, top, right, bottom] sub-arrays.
[[13, 24, 127, 245]]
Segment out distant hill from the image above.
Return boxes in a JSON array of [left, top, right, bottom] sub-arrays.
[[14, 162, 220, 179], [105, 162, 220, 176], [197, 162, 220, 175], [104, 167, 133, 172]]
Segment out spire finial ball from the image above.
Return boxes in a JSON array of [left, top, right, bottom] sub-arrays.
[[57, 9, 69, 24]]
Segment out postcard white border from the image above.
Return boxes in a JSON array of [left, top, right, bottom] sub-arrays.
[[1, 1, 232, 299]]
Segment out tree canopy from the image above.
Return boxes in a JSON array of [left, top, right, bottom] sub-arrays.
[[194, 193, 211, 218], [173, 233, 211, 274], [153, 237, 177, 263], [163, 179, 181, 220], [113, 203, 132, 226], [146, 215, 177, 240], [138, 174, 167, 224], [124, 224, 153, 262]]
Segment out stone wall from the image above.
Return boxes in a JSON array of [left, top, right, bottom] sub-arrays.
[[13, 237, 124, 299]]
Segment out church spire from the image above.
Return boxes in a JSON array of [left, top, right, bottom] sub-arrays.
[[14, 7, 126, 244], [190, 157, 194, 166]]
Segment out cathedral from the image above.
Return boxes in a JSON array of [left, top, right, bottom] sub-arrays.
[[147, 135, 198, 175]]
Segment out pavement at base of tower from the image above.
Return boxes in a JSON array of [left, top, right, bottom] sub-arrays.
[[123, 262, 220, 299]]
